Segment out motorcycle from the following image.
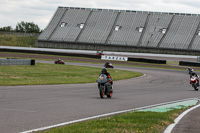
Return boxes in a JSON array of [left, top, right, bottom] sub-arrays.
[[54, 59, 65, 64], [104, 62, 114, 69], [96, 50, 104, 56], [190, 76, 199, 91], [96, 74, 113, 98]]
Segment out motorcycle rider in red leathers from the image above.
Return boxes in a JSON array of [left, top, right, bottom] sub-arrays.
[[190, 72, 199, 86]]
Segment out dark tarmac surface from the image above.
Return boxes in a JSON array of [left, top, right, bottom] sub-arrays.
[[171, 106, 200, 133], [0, 62, 200, 133]]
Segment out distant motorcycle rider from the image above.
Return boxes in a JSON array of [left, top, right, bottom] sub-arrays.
[[58, 58, 61, 63], [190, 72, 199, 86], [187, 67, 194, 75]]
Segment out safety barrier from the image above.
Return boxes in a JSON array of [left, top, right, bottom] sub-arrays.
[[128, 57, 166, 64], [197, 56, 200, 62], [0, 48, 167, 64], [0, 48, 101, 59], [0, 59, 35, 65], [179, 61, 200, 67]]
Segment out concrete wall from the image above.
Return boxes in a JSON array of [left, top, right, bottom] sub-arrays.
[[179, 61, 200, 67], [0, 59, 35, 65], [35, 40, 200, 56]]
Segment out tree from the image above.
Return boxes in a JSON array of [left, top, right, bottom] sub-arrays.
[[15, 21, 40, 33], [0, 26, 12, 32]]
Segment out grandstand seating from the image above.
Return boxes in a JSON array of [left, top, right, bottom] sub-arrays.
[[190, 23, 200, 50], [38, 7, 200, 52], [77, 10, 118, 44], [108, 12, 147, 46], [49, 9, 91, 42], [191, 36, 200, 50], [38, 7, 66, 40], [159, 15, 200, 49], [139, 14, 173, 47]]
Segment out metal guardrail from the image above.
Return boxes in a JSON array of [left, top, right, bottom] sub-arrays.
[[0, 59, 35, 65], [197, 56, 200, 62], [0, 46, 197, 59], [179, 61, 200, 67]]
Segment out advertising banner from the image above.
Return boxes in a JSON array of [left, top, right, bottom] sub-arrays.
[[101, 55, 128, 61]]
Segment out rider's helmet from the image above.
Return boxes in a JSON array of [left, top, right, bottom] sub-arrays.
[[188, 67, 194, 71], [102, 68, 107, 74]]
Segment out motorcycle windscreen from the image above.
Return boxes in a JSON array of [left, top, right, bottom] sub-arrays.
[[97, 74, 108, 83]]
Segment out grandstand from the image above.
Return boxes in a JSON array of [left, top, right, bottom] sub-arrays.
[[36, 7, 200, 55]]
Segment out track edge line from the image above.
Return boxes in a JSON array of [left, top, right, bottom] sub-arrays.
[[20, 97, 197, 133], [163, 99, 200, 133]]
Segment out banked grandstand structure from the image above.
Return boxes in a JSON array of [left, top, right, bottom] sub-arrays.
[[36, 7, 200, 55]]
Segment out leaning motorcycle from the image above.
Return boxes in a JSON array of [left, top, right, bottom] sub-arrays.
[[190, 76, 199, 91], [96, 74, 113, 98], [54, 60, 65, 64], [104, 62, 114, 69]]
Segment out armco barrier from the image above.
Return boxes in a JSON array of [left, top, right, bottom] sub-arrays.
[[179, 61, 200, 67], [128, 57, 166, 64], [0, 48, 101, 59], [0, 59, 35, 65]]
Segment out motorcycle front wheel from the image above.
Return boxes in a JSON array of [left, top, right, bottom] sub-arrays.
[[99, 87, 104, 98], [194, 86, 199, 91]]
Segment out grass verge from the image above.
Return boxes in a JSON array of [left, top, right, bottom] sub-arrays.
[[0, 63, 142, 86], [38, 108, 188, 133], [0, 52, 191, 71]]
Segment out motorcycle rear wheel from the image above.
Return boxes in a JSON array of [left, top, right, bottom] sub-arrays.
[[107, 92, 112, 98], [194, 86, 199, 91]]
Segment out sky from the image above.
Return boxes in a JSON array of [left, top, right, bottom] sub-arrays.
[[1, 0, 200, 30]]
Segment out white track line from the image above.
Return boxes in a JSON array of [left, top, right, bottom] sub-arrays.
[[164, 102, 200, 133], [20, 98, 198, 133]]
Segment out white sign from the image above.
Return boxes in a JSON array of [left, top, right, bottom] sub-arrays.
[[101, 55, 128, 61]]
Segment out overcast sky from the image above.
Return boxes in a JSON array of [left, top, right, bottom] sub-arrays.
[[1, 0, 200, 30]]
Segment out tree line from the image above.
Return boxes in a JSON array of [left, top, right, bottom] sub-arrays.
[[0, 21, 41, 33]]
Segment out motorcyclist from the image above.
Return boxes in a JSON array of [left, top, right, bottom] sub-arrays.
[[105, 62, 109, 67], [187, 67, 194, 75], [58, 58, 61, 63], [101, 68, 112, 83], [104, 62, 113, 68], [190, 72, 199, 86], [99, 68, 113, 90]]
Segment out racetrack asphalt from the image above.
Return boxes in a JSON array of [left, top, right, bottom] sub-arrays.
[[0, 61, 199, 133], [171, 105, 200, 133]]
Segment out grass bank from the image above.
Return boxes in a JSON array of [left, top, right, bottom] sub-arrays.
[[38, 108, 187, 133], [0, 63, 142, 86], [0, 34, 37, 47]]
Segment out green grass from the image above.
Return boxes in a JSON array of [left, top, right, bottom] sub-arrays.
[[38, 108, 187, 133], [0, 52, 188, 71], [0, 63, 142, 86], [1, 51, 195, 72], [0, 34, 37, 47]]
